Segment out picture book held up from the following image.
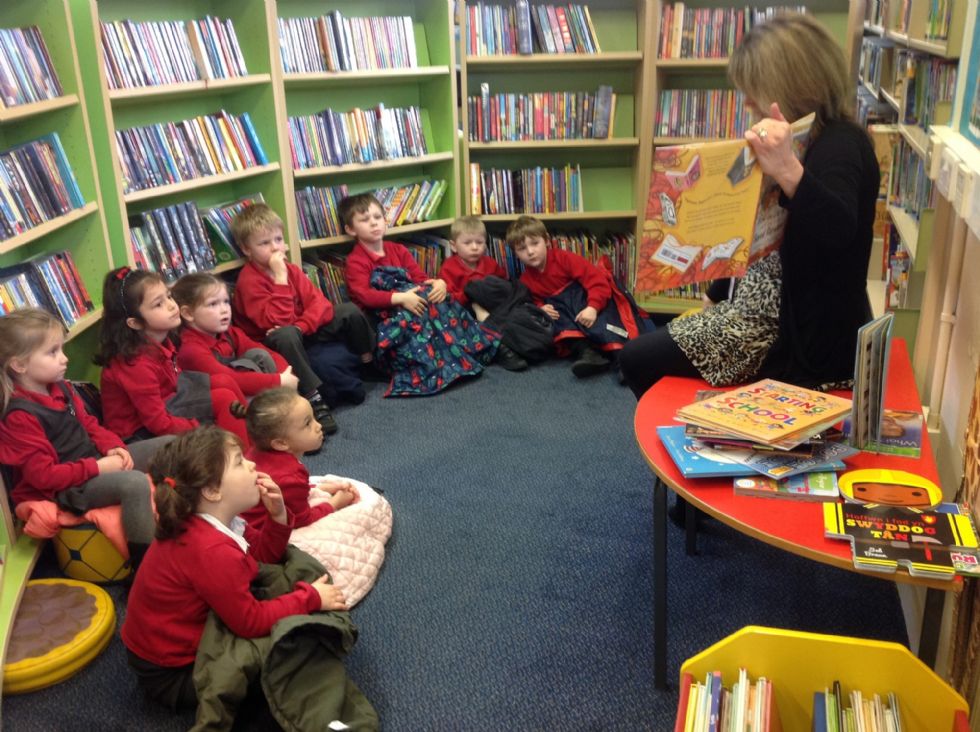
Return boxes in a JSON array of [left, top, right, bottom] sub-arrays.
[[635, 114, 813, 298], [675, 379, 852, 449]]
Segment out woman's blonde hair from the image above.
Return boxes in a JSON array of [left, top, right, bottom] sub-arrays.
[[728, 13, 852, 135], [0, 309, 65, 413]]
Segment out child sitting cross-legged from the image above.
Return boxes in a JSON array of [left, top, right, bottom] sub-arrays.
[[438, 215, 554, 369], [121, 426, 347, 712], [96, 267, 251, 447], [0, 308, 172, 567], [171, 273, 299, 400], [231, 203, 376, 435], [506, 215, 652, 378], [241, 387, 355, 530], [341, 193, 500, 396]]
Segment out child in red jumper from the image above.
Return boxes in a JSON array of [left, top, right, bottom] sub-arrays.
[[171, 273, 299, 399], [121, 426, 345, 711], [242, 387, 355, 531], [95, 267, 250, 446], [505, 215, 651, 378], [231, 203, 375, 434], [341, 193, 500, 396], [0, 309, 171, 563]]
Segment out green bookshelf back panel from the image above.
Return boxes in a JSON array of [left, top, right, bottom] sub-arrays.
[[588, 4, 640, 53], [64, 328, 103, 383], [581, 166, 634, 211]]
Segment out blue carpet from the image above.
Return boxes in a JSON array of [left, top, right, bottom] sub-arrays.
[[1, 360, 908, 730]]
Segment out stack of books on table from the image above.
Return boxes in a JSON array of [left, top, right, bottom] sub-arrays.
[[661, 380, 859, 499]]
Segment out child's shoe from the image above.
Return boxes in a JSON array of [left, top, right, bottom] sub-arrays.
[[495, 343, 528, 371], [571, 346, 611, 378], [308, 394, 338, 435]]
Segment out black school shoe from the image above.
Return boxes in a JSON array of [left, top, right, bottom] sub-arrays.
[[571, 345, 611, 378], [495, 343, 529, 371], [310, 398, 339, 435]]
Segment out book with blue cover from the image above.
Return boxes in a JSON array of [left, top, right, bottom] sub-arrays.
[[657, 425, 756, 478]]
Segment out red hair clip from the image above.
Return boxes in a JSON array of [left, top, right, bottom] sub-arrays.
[[114, 266, 131, 280], [162, 477, 176, 489]]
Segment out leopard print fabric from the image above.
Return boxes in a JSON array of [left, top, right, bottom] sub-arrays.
[[668, 252, 781, 387]]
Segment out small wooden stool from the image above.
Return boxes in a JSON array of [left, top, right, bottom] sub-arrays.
[[52, 523, 131, 583], [3, 579, 115, 694]]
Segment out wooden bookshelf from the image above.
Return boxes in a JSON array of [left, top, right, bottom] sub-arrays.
[[273, 0, 461, 260], [460, 0, 654, 296], [73, 0, 293, 273], [0, 0, 115, 683]]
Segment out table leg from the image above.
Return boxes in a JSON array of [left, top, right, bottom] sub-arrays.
[[917, 587, 945, 668], [685, 501, 698, 556], [654, 476, 668, 690]]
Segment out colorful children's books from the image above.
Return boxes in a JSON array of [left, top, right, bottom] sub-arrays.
[[721, 440, 858, 480], [635, 113, 813, 297], [733, 472, 840, 502], [849, 312, 895, 451], [845, 408, 924, 459], [675, 379, 853, 449], [657, 425, 756, 478], [823, 502, 980, 579]]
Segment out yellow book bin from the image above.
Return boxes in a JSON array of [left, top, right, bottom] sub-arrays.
[[2, 579, 115, 695], [681, 626, 968, 732]]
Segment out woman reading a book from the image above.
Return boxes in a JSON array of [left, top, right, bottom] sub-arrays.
[[621, 13, 879, 397]]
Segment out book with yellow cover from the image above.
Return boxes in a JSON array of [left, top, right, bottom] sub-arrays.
[[635, 114, 813, 298], [676, 379, 852, 448]]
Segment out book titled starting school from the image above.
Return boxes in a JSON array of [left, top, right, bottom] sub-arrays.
[[675, 379, 853, 448]]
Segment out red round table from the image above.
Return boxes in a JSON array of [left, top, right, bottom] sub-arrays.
[[633, 340, 956, 689]]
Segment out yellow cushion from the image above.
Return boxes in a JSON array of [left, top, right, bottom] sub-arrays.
[[53, 524, 131, 583], [3, 579, 115, 695]]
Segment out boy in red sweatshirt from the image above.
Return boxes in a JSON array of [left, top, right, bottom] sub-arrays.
[[506, 215, 651, 378], [230, 203, 377, 435]]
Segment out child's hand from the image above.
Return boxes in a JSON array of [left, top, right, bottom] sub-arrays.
[[257, 473, 287, 524], [425, 278, 448, 303], [317, 478, 354, 494], [575, 306, 598, 328], [96, 454, 126, 474], [269, 251, 289, 284], [279, 366, 299, 390], [328, 488, 355, 511], [542, 304, 560, 320], [393, 288, 427, 315], [310, 575, 348, 611], [106, 447, 134, 470]]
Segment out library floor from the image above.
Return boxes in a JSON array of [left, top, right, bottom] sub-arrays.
[[2, 360, 909, 730]]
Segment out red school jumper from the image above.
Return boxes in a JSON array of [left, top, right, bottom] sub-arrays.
[[240, 448, 335, 530], [344, 240, 428, 311], [177, 326, 288, 397], [519, 247, 611, 312], [0, 383, 123, 503], [121, 515, 320, 667], [100, 339, 248, 442], [233, 260, 335, 341], [437, 254, 507, 305]]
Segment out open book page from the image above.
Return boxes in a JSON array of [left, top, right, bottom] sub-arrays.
[[635, 113, 813, 298]]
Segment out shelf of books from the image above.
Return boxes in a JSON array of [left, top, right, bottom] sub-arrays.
[[275, 0, 461, 270], [677, 626, 969, 731], [71, 0, 292, 280], [0, 0, 115, 685], [881, 0, 966, 59], [460, 0, 654, 301], [637, 0, 862, 313]]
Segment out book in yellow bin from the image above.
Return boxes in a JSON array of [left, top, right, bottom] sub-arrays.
[[635, 113, 814, 298], [675, 379, 853, 448]]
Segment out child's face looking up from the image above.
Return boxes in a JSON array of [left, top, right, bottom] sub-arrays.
[[513, 235, 548, 271], [218, 444, 260, 514], [242, 226, 287, 271], [277, 396, 324, 456], [450, 232, 487, 268], [182, 284, 232, 336], [135, 281, 181, 340], [345, 203, 387, 249]]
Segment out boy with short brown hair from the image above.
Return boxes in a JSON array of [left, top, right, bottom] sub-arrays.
[[231, 203, 376, 436], [505, 215, 651, 378]]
